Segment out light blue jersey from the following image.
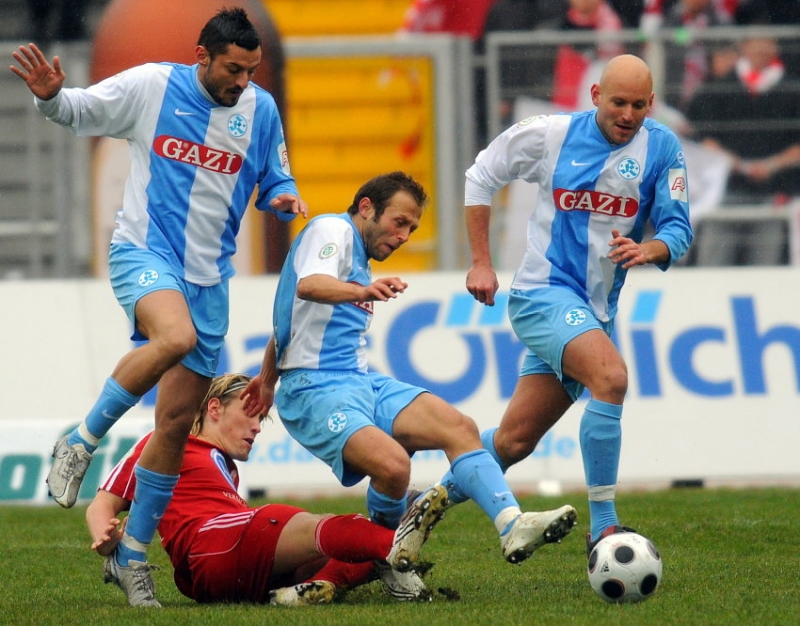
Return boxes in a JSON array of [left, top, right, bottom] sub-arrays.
[[273, 211, 427, 487], [274, 212, 373, 372], [466, 110, 693, 322], [35, 62, 298, 286]]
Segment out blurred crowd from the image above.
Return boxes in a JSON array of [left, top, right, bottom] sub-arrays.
[[401, 0, 800, 210], [21, 0, 800, 209]]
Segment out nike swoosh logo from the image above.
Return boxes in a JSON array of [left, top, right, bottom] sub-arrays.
[[494, 491, 512, 499], [571, 159, 591, 166], [174, 108, 195, 116]]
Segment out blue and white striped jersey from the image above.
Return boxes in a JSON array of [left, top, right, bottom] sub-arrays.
[[274, 213, 372, 373], [35, 62, 299, 285], [465, 110, 693, 321]]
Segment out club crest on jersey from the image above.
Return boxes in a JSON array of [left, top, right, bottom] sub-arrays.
[[227, 113, 248, 137], [617, 157, 641, 180], [154, 136, 243, 174], [328, 412, 347, 433], [319, 243, 339, 259], [138, 269, 159, 287], [565, 309, 587, 326], [554, 189, 638, 217]]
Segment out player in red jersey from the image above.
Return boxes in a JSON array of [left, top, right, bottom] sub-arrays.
[[86, 373, 448, 606]]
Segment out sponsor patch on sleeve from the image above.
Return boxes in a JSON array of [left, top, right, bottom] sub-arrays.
[[278, 141, 290, 175], [668, 168, 688, 202], [319, 243, 339, 259]]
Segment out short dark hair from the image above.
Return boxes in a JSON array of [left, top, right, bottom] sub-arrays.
[[198, 7, 261, 59], [347, 171, 428, 218]]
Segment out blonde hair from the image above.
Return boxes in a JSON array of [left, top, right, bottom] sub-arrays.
[[192, 373, 252, 435]]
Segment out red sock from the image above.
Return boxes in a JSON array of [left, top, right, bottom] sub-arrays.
[[315, 514, 394, 562], [308, 559, 374, 589]]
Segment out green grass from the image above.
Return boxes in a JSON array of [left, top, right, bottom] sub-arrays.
[[2, 487, 799, 625]]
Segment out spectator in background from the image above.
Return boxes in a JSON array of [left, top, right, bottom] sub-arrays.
[[551, 0, 625, 111], [734, 0, 800, 26], [399, 0, 498, 39], [28, 0, 91, 42], [661, 0, 734, 112], [686, 35, 800, 203], [398, 0, 499, 147]]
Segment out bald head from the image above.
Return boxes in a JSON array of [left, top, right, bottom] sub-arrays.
[[599, 54, 653, 93], [591, 55, 654, 145]]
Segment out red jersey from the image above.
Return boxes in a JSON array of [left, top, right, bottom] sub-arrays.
[[101, 433, 249, 570]]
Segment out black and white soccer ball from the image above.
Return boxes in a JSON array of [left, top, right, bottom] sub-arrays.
[[587, 532, 662, 603]]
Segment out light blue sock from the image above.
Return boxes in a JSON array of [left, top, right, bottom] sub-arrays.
[[366, 483, 407, 530], [451, 449, 519, 522], [67, 377, 140, 453], [439, 427, 507, 505], [580, 399, 623, 541], [116, 465, 178, 566], [480, 427, 509, 472]]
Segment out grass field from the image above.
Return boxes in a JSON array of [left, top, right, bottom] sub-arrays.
[[2, 486, 799, 625]]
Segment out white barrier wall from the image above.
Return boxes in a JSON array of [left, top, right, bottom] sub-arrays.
[[2, 267, 799, 503]]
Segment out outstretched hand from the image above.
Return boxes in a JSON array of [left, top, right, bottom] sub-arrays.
[[10, 43, 65, 100], [362, 276, 408, 302], [240, 374, 274, 419], [91, 516, 126, 557], [270, 193, 309, 219], [607, 229, 669, 269]]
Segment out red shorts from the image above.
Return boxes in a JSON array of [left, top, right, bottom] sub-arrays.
[[175, 504, 305, 603]]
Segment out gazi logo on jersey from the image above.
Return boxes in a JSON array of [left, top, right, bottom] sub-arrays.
[[153, 135, 243, 174], [554, 189, 639, 217], [348, 282, 374, 314]]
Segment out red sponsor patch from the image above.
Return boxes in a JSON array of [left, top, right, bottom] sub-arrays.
[[553, 189, 638, 217], [153, 135, 243, 174], [352, 301, 374, 313], [671, 176, 686, 192]]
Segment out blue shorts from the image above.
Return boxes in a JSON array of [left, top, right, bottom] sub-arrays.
[[276, 369, 426, 487], [108, 243, 229, 378], [508, 287, 613, 402]]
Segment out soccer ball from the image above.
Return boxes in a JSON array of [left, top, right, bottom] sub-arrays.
[[587, 532, 662, 603]]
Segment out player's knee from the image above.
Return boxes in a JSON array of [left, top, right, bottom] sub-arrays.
[[589, 364, 628, 403], [371, 453, 411, 494], [444, 414, 481, 449], [157, 326, 197, 360], [496, 436, 536, 465]]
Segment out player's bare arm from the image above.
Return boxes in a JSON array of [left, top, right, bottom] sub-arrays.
[[465, 204, 499, 306], [608, 229, 670, 269], [10, 43, 65, 100], [297, 273, 406, 304], [86, 491, 128, 556], [242, 336, 277, 418]]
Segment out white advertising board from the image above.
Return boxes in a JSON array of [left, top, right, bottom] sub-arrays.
[[1, 267, 799, 503]]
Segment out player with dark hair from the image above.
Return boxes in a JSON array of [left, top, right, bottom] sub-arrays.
[[87, 374, 448, 606], [10, 6, 307, 606], [438, 54, 692, 555], [243, 171, 577, 572]]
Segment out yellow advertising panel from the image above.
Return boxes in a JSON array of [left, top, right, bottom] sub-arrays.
[[286, 55, 438, 271], [265, 0, 410, 36]]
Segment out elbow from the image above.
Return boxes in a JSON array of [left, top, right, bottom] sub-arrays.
[[296, 278, 315, 301]]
